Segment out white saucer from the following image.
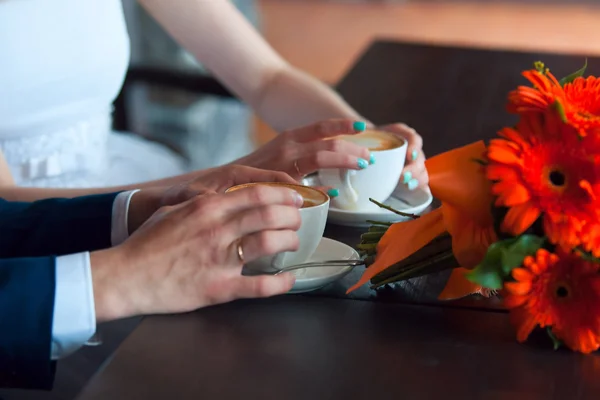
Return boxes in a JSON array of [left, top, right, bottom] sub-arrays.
[[302, 175, 433, 227], [289, 237, 360, 293]]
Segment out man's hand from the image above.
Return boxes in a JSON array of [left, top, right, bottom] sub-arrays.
[[126, 165, 298, 235], [90, 184, 304, 322]]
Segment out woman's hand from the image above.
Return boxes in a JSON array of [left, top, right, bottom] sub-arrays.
[[378, 123, 429, 191], [234, 119, 372, 180]]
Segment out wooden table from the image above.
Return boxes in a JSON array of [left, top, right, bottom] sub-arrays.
[[76, 41, 600, 399]]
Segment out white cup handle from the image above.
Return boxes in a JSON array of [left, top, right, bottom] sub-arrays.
[[339, 169, 358, 204]]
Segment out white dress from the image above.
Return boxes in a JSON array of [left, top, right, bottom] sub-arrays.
[[0, 0, 188, 188]]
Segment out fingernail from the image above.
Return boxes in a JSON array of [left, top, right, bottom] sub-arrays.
[[353, 121, 366, 132], [403, 171, 412, 184], [411, 149, 418, 161], [357, 158, 369, 169], [293, 192, 304, 207], [327, 188, 339, 198], [369, 153, 376, 165], [407, 178, 419, 191]]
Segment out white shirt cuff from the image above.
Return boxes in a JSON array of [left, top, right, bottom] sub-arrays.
[[51, 252, 96, 360], [111, 189, 140, 246]]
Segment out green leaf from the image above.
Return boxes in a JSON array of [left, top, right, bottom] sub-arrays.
[[575, 248, 600, 263], [547, 327, 562, 351], [500, 235, 545, 274], [552, 100, 568, 123], [470, 158, 488, 166], [466, 241, 507, 290], [559, 59, 588, 86], [467, 235, 545, 290]]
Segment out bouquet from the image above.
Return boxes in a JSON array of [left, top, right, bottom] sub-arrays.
[[348, 60, 600, 354]]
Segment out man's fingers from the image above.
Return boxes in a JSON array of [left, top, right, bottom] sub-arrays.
[[233, 230, 299, 264], [229, 166, 297, 188], [231, 273, 296, 300], [220, 185, 303, 215], [286, 118, 367, 143], [223, 207, 301, 246]]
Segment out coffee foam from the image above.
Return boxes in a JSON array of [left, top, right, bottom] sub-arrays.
[[342, 130, 404, 151], [226, 182, 328, 208]]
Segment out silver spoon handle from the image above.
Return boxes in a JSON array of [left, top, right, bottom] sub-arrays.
[[274, 259, 364, 275]]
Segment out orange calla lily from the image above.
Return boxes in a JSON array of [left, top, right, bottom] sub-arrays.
[[347, 141, 497, 298]]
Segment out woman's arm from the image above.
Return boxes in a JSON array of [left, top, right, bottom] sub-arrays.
[[0, 152, 201, 201], [137, 0, 364, 132]]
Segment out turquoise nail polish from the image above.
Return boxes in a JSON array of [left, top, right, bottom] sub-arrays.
[[403, 171, 412, 184], [353, 121, 366, 132], [369, 153, 376, 165], [407, 178, 419, 191], [327, 188, 339, 198], [411, 149, 418, 161], [357, 158, 368, 169]]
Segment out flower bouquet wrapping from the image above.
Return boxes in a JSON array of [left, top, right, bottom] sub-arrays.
[[348, 61, 600, 353]]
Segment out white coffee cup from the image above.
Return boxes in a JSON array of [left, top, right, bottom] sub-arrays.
[[319, 130, 407, 211], [225, 182, 329, 272]]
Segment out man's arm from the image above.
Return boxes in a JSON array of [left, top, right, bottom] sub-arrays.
[[0, 257, 56, 390], [0, 193, 121, 258], [0, 191, 138, 390]]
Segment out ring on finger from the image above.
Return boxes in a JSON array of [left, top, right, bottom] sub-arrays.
[[236, 239, 245, 264], [293, 159, 303, 177]]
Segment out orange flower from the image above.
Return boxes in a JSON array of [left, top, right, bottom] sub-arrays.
[[508, 69, 600, 136], [503, 249, 600, 354], [486, 110, 600, 251], [562, 76, 600, 136], [347, 142, 497, 297], [508, 69, 564, 114]]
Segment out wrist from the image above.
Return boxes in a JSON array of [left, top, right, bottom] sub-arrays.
[[127, 189, 161, 235], [90, 248, 135, 322]]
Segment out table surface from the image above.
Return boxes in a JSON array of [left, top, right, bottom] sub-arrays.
[[76, 41, 600, 399], [77, 296, 600, 400]]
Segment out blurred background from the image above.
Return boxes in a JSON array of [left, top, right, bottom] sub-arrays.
[[2, 1, 600, 399], [119, 0, 600, 171]]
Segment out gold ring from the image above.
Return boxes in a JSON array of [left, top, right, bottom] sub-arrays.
[[293, 160, 302, 177], [236, 240, 245, 264]]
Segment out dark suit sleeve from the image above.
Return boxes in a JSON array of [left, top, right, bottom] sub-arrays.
[[0, 257, 56, 389], [0, 193, 120, 258]]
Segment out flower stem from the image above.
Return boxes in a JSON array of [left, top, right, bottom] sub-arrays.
[[366, 220, 393, 226], [368, 198, 419, 219], [360, 231, 385, 242]]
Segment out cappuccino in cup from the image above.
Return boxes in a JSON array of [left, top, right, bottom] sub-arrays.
[[342, 129, 405, 151], [225, 182, 329, 272], [319, 130, 407, 211]]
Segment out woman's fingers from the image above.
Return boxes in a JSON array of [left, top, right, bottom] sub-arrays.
[[294, 151, 367, 177], [304, 138, 371, 161], [285, 118, 367, 143], [399, 150, 429, 190], [380, 123, 423, 165]]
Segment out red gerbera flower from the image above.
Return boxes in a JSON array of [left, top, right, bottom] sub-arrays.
[[503, 249, 600, 354], [508, 69, 600, 137], [486, 110, 600, 252]]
